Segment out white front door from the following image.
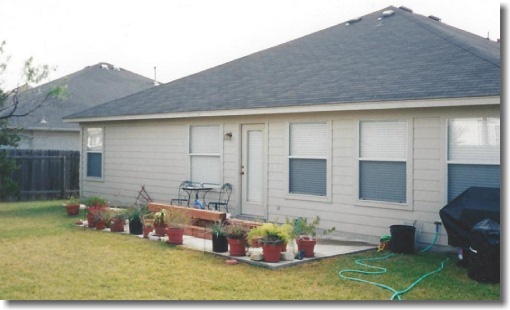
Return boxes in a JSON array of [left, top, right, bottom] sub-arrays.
[[241, 124, 266, 218]]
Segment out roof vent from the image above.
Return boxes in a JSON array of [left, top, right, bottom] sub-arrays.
[[428, 15, 441, 22], [345, 17, 362, 25], [378, 10, 395, 20], [399, 6, 413, 13], [113, 65, 121, 71], [100, 64, 110, 70]]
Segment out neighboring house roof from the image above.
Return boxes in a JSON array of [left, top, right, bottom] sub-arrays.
[[66, 6, 500, 121], [8, 63, 156, 130]]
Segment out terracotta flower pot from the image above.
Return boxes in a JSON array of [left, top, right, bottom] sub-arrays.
[[296, 237, 316, 257], [110, 218, 125, 232], [143, 226, 153, 238], [262, 243, 283, 263], [167, 227, 184, 245], [227, 238, 247, 256], [95, 220, 107, 230], [154, 225, 168, 236], [86, 213, 97, 228], [65, 204, 80, 216]]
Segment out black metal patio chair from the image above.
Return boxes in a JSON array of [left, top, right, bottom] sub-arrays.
[[170, 180, 192, 206], [207, 183, 232, 213]]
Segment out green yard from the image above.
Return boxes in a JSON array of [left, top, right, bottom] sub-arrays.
[[0, 201, 501, 300]]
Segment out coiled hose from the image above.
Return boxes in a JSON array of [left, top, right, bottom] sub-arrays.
[[338, 223, 449, 300]]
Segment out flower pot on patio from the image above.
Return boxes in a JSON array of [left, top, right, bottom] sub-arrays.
[[65, 204, 80, 216], [212, 233, 228, 253], [110, 218, 125, 232], [154, 225, 168, 237], [227, 238, 247, 256], [143, 226, 153, 238], [296, 237, 316, 258], [129, 217, 143, 235], [166, 227, 184, 245], [95, 220, 107, 230], [262, 243, 283, 263]]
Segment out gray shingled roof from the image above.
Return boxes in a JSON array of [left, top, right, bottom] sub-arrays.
[[8, 63, 155, 129], [66, 6, 500, 120]]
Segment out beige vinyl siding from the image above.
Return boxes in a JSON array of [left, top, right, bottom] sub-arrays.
[[79, 101, 499, 248]]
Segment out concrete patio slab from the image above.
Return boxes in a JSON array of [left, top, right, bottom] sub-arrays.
[[78, 222, 376, 270]]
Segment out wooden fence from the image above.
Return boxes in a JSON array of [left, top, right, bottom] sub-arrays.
[[5, 149, 80, 201]]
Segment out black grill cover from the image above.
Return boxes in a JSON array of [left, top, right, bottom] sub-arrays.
[[439, 187, 500, 248]]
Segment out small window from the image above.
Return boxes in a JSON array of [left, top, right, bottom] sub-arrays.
[[86, 128, 103, 178], [189, 125, 220, 186], [359, 120, 407, 203], [289, 123, 327, 196], [447, 118, 500, 201]]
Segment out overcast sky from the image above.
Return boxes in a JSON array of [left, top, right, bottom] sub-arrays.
[[0, 0, 503, 91]]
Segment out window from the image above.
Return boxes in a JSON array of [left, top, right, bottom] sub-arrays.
[[447, 118, 500, 202], [189, 125, 220, 185], [86, 128, 103, 178], [289, 123, 327, 196], [359, 120, 407, 203]]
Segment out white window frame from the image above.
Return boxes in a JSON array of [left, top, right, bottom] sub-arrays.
[[446, 117, 500, 202], [355, 119, 413, 209], [285, 121, 331, 202], [85, 127, 104, 181], [188, 124, 222, 187]]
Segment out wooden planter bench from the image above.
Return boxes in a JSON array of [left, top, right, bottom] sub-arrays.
[[147, 202, 227, 240]]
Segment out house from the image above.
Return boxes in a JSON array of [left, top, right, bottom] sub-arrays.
[[7, 63, 156, 150], [65, 6, 500, 248]]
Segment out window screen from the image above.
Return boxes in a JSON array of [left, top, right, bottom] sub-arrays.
[[359, 120, 407, 203], [289, 123, 327, 196], [447, 118, 500, 202], [86, 128, 103, 178], [189, 125, 220, 185]]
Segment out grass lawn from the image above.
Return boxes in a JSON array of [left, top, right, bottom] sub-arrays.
[[0, 200, 501, 301]]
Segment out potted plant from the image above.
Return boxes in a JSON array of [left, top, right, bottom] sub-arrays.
[[153, 210, 168, 236], [211, 220, 228, 253], [127, 206, 144, 235], [289, 216, 335, 258], [165, 208, 192, 245], [110, 209, 129, 232], [85, 196, 109, 228], [226, 224, 248, 256], [91, 205, 109, 230], [64, 195, 81, 216], [247, 223, 290, 262], [142, 212, 155, 238]]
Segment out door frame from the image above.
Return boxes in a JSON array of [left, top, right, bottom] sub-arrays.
[[238, 123, 268, 219]]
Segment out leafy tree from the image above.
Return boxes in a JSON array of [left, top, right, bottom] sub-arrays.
[[0, 40, 67, 199]]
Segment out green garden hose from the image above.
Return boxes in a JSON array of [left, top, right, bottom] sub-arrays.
[[338, 223, 448, 300]]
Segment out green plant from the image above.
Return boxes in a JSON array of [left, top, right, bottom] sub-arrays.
[[153, 210, 167, 227], [288, 216, 335, 239], [142, 212, 155, 227], [247, 223, 291, 246], [164, 208, 192, 228], [211, 220, 227, 237], [66, 195, 81, 205], [226, 223, 248, 240], [110, 208, 129, 220], [85, 196, 108, 208]]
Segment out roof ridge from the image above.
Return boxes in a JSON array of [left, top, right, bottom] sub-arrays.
[[397, 8, 500, 69]]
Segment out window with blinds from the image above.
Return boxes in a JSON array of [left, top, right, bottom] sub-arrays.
[[86, 128, 103, 178], [189, 125, 220, 185], [447, 118, 500, 201], [359, 120, 407, 203], [289, 123, 327, 196]]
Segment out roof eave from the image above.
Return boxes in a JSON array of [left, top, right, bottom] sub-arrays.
[[63, 96, 500, 123]]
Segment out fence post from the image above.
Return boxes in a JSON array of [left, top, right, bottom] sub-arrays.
[[62, 156, 66, 199]]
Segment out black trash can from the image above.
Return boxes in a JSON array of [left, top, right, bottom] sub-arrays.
[[389, 225, 416, 254], [468, 219, 500, 283]]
